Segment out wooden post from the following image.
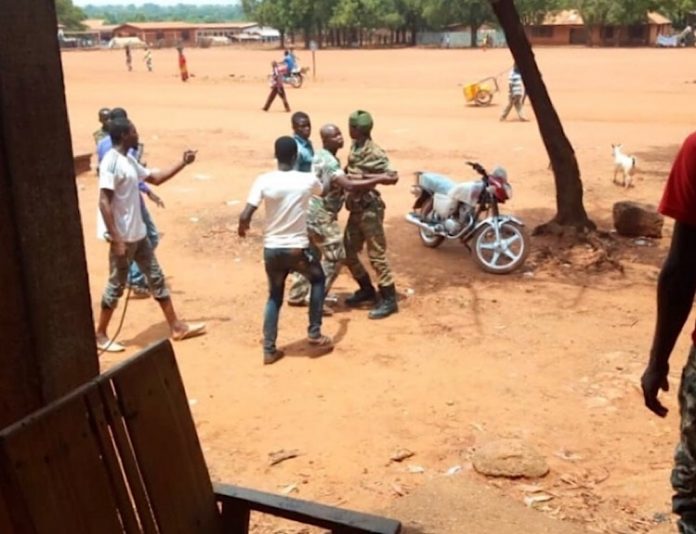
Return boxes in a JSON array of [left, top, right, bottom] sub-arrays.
[[0, 0, 99, 428]]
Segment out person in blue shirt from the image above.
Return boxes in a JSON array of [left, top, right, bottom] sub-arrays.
[[98, 108, 164, 298], [291, 111, 314, 172], [282, 49, 296, 75]]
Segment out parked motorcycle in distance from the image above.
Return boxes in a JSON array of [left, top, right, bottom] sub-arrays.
[[405, 161, 530, 274]]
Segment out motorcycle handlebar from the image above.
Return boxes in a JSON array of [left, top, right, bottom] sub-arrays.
[[465, 161, 489, 181]]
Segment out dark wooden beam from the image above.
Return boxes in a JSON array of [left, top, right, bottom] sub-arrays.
[[0, 0, 99, 428]]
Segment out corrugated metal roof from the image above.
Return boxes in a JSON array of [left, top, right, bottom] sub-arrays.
[[539, 9, 671, 26], [542, 9, 584, 26], [647, 12, 671, 25]]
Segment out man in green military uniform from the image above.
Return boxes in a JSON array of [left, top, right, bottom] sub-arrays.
[[343, 110, 399, 320], [288, 123, 389, 315]]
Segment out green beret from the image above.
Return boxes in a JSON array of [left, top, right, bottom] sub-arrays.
[[349, 110, 374, 132]]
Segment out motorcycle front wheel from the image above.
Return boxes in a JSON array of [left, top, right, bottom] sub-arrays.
[[418, 198, 445, 248], [289, 74, 303, 88], [472, 220, 529, 274]]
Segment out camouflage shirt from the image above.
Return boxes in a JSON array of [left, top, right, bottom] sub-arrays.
[[309, 149, 345, 218], [345, 138, 392, 209]]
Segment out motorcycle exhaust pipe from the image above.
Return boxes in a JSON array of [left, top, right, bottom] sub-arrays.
[[405, 212, 440, 233]]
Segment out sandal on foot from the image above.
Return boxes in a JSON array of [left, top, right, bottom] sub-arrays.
[[97, 339, 125, 353], [172, 322, 206, 341]]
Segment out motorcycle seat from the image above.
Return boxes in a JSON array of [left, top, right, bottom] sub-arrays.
[[416, 171, 456, 195]]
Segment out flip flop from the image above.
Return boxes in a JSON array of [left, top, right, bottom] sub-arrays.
[[308, 334, 333, 348], [97, 339, 125, 353], [172, 322, 206, 341]]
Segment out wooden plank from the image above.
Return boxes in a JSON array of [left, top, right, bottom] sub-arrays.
[[0, 0, 98, 412], [99, 381, 158, 534], [109, 340, 223, 534], [0, 388, 123, 534], [85, 388, 141, 534], [220, 498, 250, 534], [214, 484, 401, 534]]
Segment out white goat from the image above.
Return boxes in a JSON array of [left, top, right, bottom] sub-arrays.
[[612, 144, 636, 188]]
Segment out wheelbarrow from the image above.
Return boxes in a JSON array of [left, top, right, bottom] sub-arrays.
[[463, 76, 499, 106]]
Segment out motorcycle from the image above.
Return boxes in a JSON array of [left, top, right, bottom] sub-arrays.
[[404, 161, 530, 274], [283, 66, 309, 89]]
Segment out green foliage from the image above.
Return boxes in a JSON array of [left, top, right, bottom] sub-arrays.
[[56, 0, 86, 30], [81, 3, 247, 24], [82, 0, 689, 43]]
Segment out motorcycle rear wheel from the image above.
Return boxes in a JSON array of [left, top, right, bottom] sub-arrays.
[[472, 220, 529, 274], [289, 74, 303, 88], [418, 198, 445, 248]]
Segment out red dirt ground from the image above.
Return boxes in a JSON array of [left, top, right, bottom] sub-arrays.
[[64, 45, 696, 533]]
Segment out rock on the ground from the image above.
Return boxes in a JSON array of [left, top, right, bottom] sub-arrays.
[[613, 201, 664, 238], [472, 439, 549, 479]]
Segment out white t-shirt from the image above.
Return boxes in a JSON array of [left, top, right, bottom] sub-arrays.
[[246, 170, 322, 249], [97, 148, 151, 243]]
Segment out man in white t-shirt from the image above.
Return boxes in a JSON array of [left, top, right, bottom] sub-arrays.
[[238, 136, 333, 365], [96, 117, 205, 352]]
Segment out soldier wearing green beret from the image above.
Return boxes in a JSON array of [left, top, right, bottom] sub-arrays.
[[342, 110, 399, 320]]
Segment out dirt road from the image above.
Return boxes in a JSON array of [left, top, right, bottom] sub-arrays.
[[64, 45, 696, 532]]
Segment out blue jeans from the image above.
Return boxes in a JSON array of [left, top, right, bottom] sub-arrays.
[[128, 199, 159, 288], [263, 247, 325, 355]]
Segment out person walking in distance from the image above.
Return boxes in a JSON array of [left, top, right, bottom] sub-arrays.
[[177, 45, 189, 82], [262, 61, 290, 113], [96, 117, 205, 352], [641, 132, 696, 533], [238, 136, 333, 365], [125, 44, 132, 72], [144, 46, 153, 72], [342, 110, 399, 320], [500, 64, 528, 122]]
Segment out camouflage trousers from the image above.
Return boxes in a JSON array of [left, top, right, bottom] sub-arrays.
[[501, 94, 526, 121], [344, 201, 394, 288], [673, 346, 696, 533], [287, 209, 346, 305]]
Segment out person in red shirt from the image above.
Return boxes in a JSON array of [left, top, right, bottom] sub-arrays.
[[642, 132, 696, 531], [262, 61, 290, 113]]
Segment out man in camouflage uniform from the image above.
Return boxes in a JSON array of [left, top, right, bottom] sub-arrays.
[[288, 124, 347, 313], [641, 131, 696, 532], [342, 110, 399, 320]]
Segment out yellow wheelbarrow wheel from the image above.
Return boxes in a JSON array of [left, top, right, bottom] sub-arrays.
[[463, 82, 494, 106]]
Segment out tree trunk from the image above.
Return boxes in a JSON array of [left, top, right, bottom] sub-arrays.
[[471, 23, 480, 48], [490, 0, 595, 233], [279, 30, 285, 49]]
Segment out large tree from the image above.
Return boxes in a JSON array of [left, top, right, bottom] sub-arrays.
[[55, 0, 86, 30], [490, 0, 595, 233]]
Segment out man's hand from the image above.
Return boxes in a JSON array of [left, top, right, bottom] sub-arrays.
[[641, 361, 670, 417], [238, 222, 249, 238], [380, 172, 399, 186], [147, 190, 165, 208], [111, 240, 127, 258], [183, 150, 197, 165]]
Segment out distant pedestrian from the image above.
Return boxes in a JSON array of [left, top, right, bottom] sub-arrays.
[[144, 47, 153, 72], [500, 64, 528, 122], [262, 61, 290, 113], [177, 45, 189, 82], [125, 44, 132, 72]]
